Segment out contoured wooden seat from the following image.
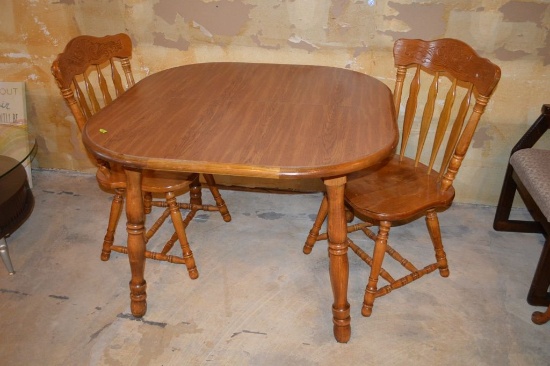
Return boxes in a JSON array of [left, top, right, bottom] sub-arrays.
[[304, 38, 501, 317], [51, 34, 231, 279]]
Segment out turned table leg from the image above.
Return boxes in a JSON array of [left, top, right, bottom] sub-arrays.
[[324, 176, 351, 343], [125, 169, 147, 317]]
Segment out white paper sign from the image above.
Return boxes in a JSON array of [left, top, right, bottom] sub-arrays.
[[0, 82, 27, 126]]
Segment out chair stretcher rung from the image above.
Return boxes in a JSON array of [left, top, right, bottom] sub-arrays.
[[110, 245, 187, 265]]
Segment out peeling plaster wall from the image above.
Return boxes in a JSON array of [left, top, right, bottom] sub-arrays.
[[1, 0, 549, 205]]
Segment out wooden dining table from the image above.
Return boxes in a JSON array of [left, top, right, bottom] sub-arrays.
[[82, 62, 398, 343]]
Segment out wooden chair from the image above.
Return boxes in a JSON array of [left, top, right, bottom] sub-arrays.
[[51, 34, 231, 279], [304, 38, 501, 317], [493, 104, 550, 325]]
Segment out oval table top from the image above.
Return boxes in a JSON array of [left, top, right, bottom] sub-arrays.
[[83, 62, 398, 179]]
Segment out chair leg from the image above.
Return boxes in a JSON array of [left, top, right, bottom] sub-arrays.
[[166, 191, 198, 279], [345, 207, 355, 223], [143, 192, 152, 214], [527, 237, 550, 306], [493, 164, 517, 230], [303, 195, 328, 254], [361, 221, 391, 317], [532, 305, 550, 325], [426, 210, 450, 277], [203, 174, 231, 222], [189, 175, 202, 206], [0, 237, 15, 275], [101, 188, 124, 261]]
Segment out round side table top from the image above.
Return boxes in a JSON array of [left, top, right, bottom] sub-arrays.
[[0, 124, 36, 179]]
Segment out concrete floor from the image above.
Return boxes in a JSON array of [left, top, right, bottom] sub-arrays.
[[0, 169, 548, 365]]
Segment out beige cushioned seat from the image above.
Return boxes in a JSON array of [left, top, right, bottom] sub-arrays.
[[510, 148, 550, 221]]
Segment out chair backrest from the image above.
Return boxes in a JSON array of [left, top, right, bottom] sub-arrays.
[[392, 38, 501, 191], [51, 34, 135, 132]]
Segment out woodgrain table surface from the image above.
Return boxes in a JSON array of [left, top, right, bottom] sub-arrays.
[[83, 62, 398, 342]]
